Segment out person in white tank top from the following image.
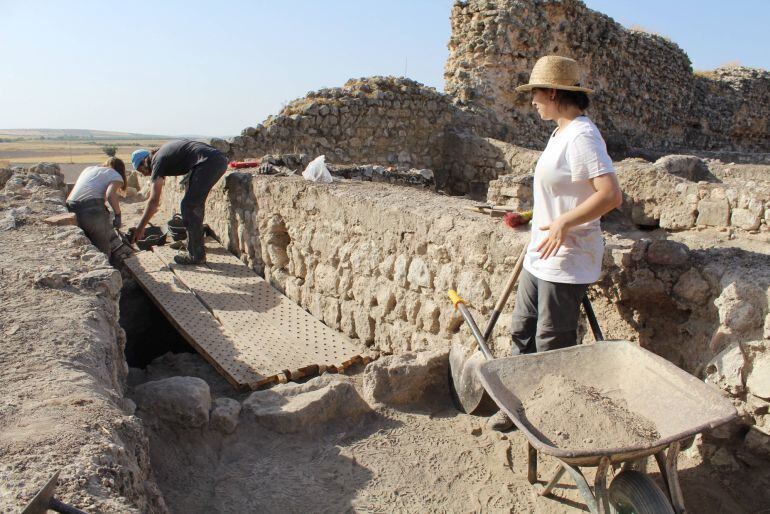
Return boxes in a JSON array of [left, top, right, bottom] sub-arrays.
[[488, 56, 623, 431], [66, 157, 126, 257]]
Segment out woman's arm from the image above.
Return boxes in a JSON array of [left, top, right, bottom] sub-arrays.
[[106, 182, 122, 216], [106, 181, 123, 228], [537, 172, 622, 259]]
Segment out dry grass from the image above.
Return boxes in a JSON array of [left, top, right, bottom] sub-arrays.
[[0, 139, 170, 165]]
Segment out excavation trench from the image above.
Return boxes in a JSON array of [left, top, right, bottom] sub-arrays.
[[116, 265, 537, 513], [115, 249, 765, 514], [105, 171, 770, 513]]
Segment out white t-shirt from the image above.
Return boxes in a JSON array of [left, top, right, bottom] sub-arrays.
[[523, 116, 615, 284], [67, 166, 124, 203]]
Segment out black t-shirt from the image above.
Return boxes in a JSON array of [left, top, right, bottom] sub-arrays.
[[150, 140, 219, 180]]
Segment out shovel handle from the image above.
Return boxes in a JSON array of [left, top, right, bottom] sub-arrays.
[[447, 290, 494, 360], [447, 289, 464, 308], [483, 245, 527, 340]]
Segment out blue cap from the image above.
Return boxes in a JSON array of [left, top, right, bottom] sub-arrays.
[[131, 149, 150, 171]]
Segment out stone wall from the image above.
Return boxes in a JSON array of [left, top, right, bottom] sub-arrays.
[[445, 0, 770, 155], [489, 153, 770, 234], [214, 76, 506, 196], [0, 165, 166, 512]]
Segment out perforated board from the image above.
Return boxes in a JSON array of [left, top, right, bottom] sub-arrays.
[[124, 252, 267, 388], [200, 244, 363, 368], [128, 241, 366, 389]]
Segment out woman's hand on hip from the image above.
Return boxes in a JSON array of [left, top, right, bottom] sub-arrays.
[[536, 216, 570, 259]]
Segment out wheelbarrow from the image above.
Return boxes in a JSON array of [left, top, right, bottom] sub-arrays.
[[475, 341, 738, 514]]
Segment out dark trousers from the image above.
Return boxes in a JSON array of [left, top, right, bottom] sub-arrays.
[[510, 269, 589, 355], [67, 198, 118, 255], [181, 150, 228, 261]]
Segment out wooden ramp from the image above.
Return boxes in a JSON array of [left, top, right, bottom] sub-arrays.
[[124, 242, 370, 390]]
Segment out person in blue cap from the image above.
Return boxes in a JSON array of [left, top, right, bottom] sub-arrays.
[[131, 140, 228, 265]]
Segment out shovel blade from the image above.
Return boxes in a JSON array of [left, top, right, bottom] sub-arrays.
[[448, 342, 498, 415]]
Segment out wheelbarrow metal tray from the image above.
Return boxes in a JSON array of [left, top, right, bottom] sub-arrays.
[[477, 340, 737, 465]]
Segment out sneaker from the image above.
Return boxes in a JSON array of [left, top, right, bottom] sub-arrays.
[[486, 410, 515, 432], [173, 251, 205, 265]]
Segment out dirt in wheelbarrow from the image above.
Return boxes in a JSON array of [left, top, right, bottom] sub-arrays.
[[520, 374, 660, 451]]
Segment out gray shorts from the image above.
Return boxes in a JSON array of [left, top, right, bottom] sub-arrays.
[[510, 268, 588, 355]]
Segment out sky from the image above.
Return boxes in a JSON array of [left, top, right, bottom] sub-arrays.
[[1, 0, 767, 137]]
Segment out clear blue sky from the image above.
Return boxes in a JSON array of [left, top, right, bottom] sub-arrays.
[[1, 0, 766, 136]]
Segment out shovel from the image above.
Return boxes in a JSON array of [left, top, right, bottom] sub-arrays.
[[448, 245, 527, 415], [21, 471, 87, 514], [448, 248, 605, 415]]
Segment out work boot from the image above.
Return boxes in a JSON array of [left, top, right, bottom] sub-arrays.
[[169, 240, 186, 250], [487, 410, 515, 432], [173, 251, 205, 265]]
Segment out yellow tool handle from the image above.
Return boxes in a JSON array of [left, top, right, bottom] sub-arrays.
[[447, 290, 464, 308]]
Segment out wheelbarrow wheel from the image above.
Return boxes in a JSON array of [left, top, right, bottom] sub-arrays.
[[608, 470, 674, 514]]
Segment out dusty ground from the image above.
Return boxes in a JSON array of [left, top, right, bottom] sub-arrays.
[[128, 351, 770, 514], [2, 169, 767, 513], [0, 175, 164, 512]]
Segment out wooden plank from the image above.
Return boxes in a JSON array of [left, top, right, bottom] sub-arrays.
[[124, 251, 269, 389]]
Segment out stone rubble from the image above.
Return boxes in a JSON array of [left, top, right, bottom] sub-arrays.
[[133, 376, 212, 428], [362, 349, 449, 408], [242, 375, 370, 434]]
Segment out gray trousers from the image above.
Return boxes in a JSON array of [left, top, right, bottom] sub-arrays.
[[67, 198, 118, 256], [180, 149, 228, 261], [510, 268, 588, 355]]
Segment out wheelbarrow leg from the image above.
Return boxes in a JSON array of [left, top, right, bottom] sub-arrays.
[[594, 457, 611, 514], [527, 443, 538, 484], [557, 459, 600, 514], [538, 463, 566, 497], [655, 442, 686, 514]]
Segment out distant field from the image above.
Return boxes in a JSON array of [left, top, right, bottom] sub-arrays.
[[0, 137, 172, 182], [0, 138, 171, 163]]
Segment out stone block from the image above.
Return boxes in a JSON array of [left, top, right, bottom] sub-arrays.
[[731, 208, 761, 231], [243, 375, 369, 433], [645, 240, 689, 266], [362, 349, 449, 407], [407, 257, 433, 290], [696, 198, 730, 227], [673, 268, 710, 305], [43, 213, 76, 226], [133, 376, 211, 427], [210, 397, 242, 434], [745, 341, 770, 400], [704, 343, 745, 396], [744, 427, 770, 459]]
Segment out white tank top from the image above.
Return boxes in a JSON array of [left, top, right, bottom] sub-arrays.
[[67, 166, 124, 203]]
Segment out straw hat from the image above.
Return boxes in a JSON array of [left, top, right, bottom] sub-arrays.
[[515, 55, 593, 94]]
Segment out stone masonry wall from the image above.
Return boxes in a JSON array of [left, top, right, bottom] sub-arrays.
[[445, 0, 770, 154], [213, 76, 505, 196], [489, 153, 770, 234]]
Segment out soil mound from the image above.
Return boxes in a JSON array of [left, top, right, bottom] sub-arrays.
[[519, 374, 660, 451]]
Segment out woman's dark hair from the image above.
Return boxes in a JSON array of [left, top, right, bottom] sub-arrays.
[[102, 156, 127, 190], [555, 89, 590, 111], [534, 87, 590, 111]]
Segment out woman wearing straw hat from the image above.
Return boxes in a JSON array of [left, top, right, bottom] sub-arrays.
[[488, 56, 623, 431]]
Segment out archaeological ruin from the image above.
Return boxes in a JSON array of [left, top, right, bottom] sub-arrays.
[[2, 1, 769, 512]]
